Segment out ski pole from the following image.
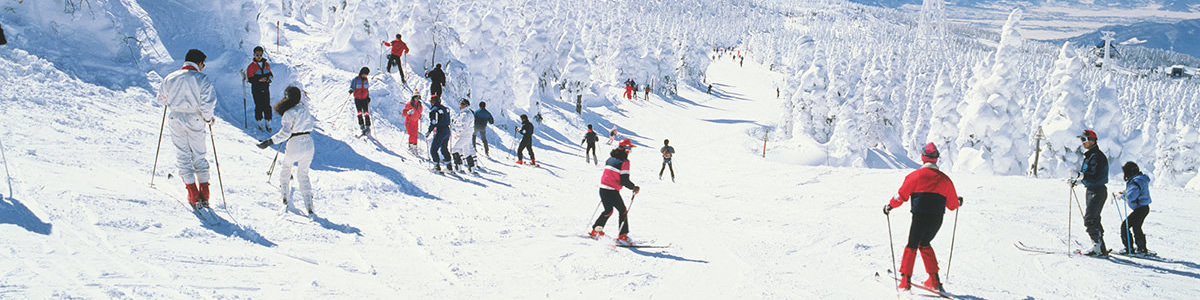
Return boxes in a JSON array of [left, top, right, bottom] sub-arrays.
[[946, 197, 961, 282], [1112, 192, 1132, 253], [241, 72, 248, 128], [266, 149, 280, 183], [886, 212, 899, 295], [209, 123, 239, 226], [585, 200, 602, 228], [0, 137, 12, 198], [617, 192, 638, 232], [150, 105, 168, 186], [1068, 184, 1073, 254]]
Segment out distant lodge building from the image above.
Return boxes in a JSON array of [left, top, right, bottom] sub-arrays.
[[1168, 65, 1193, 78]]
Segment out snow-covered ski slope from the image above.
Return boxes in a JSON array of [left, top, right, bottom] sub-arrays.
[[4, 47, 1200, 298], [4, 0, 1200, 299]]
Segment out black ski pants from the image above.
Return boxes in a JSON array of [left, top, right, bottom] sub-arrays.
[[252, 83, 271, 121], [387, 54, 403, 73], [517, 138, 535, 161], [1084, 186, 1107, 244], [584, 143, 597, 164], [354, 97, 371, 129], [1120, 205, 1150, 251], [593, 189, 629, 235], [659, 159, 674, 178], [906, 212, 944, 249]]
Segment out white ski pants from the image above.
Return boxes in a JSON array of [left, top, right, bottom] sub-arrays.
[[168, 112, 209, 184], [279, 135, 314, 208]]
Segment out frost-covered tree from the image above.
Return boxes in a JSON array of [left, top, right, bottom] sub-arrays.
[[954, 8, 1029, 175], [1035, 42, 1089, 177], [926, 70, 959, 167]]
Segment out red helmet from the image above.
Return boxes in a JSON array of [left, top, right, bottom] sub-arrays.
[[618, 139, 636, 150]]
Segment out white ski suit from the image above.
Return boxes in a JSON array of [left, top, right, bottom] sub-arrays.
[[156, 62, 217, 185], [269, 102, 316, 210], [452, 108, 476, 157]]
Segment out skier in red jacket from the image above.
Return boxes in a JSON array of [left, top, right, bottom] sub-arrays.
[[883, 142, 960, 292], [402, 94, 424, 154], [382, 34, 410, 75]]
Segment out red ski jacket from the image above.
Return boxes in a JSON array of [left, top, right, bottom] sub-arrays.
[[383, 39, 410, 56], [888, 166, 959, 214]]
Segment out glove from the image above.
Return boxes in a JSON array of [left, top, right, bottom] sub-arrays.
[[631, 186, 641, 194], [1067, 178, 1078, 187], [883, 204, 894, 215], [958, 196, 964, 206], [256, 139, 274, 149]]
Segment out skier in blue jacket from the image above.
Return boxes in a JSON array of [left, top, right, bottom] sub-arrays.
[[427, 95, 452, 172], [1118, 161, 1153, 256]]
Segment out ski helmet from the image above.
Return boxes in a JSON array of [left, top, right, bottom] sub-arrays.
[[921, 142, 939, 163]]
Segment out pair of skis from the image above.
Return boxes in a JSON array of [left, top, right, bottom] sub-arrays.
[[579, 235, 669, 248], [1015, 241, 1114, 257]]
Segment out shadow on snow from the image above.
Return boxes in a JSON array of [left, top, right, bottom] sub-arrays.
[[0, 197, 52, 235]]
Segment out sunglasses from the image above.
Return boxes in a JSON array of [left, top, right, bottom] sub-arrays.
[[254, 53, 263, 57], [1080, 137, 1093, 142]]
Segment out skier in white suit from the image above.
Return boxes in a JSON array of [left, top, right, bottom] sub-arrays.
[[451, 98, 478, 173], [157, 49, 217, 209], [256, 86, 316, 215]]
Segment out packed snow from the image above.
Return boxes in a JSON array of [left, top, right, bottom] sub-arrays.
[[2, 0, 1200, 298]]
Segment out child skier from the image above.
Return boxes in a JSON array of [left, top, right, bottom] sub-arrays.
[[402, 94, 423, 155], [348, 67, 372, 136], [883, 142, 960, 292], [256, 86, 316, 214], [581, 124, 599, 165], [589, 139, 641, 246], [1118, 161, 1153, 256]]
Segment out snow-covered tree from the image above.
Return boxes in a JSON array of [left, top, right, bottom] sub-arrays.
[[1034, 42, 1089, 177], [954, 8, 1030, 175], [926, 70, 959, 167]]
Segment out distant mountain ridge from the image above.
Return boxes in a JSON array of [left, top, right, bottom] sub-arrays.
[[1058, 19, 1200, 60], [849, 0, 1198, 11]]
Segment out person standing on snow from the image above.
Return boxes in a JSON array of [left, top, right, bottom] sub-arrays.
[[622, 78, 635, 100], [607, 126, 619, 145], [426, 63, 446, 97], [451, 98, 478, 173], [382, 34, 410, 76], [473, 101, 494, 157], [659, 139, 675, 182], [402, 94, 424, 155], [515, 114, 536, 165], [348, 67, 372, 136], [581, 124, 600, 165], [1071, 129, 1109, 255], [256, 86, 316, 215], [589, 139, 641, 246], [1118, 161, 1153, 255], [157, 49, 217, 209], [883, 142, 960, 292], [246, 46, 274, 132], [427, 95, 453, 172]]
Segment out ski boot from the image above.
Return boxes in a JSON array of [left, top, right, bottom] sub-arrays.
[[616, 234, 632, 246], [588, 226, 605, 239], [897, 274, 912, 290], [923, 273, 943, 292], [197, 182, 211, 209], [1084, 241, 1108, 256], [185, 183, 201, 209]]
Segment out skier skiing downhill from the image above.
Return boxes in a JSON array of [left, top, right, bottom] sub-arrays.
[[590, 139, 641, 246], [349, 67, 372, 136], [659, 139, 675, 182], [622, 78, 635, 100], [426, 63, 447, 97], [581, 124, 599, 165], [607, 126, 619, 145], [451, 98, 478, 173], [382, 34, 410, 76], [245, 46, 274, 132], [156, 49, 216, 209], [883, 142, 960, 292], [515, 114, 536, 165], [1072, 129, 1109, 256], [1118, 161, 1153, 255], [427, 95, 453, 172], [473, 101, 495, 157], [402, 94, 424, 155], [255, 86, 316, 214]]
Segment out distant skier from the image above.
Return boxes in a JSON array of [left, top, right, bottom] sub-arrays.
[[883, 142, 960, 292], [1071, 129, 1109, 256], [589, 139, 641, 246], [659, 139, 675, 182], [402, 94, 424, 155], [1118, 161, 1153, 255], [581, 124, 599, 165], [515, 114, 536, 165], [255, 86, 316, 214], [156, 49, 216, 209], [382, 34, 410, 79], [348, 67, 372, 136], [607, 126, 618, 145], [451, 98, 478, 173], [644, 85, 651, 100], [473, 101, 495, 157], [623, 78, 635, 100], [427, 95, 452, 172], [426, 63, 446, 97], [245, 46, 274, 132]]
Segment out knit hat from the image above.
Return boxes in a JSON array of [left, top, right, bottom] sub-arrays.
[[1079, 129, 1098, 142], [185, 49, 207, 64], [921, 142, 939, 163], [618, 139, 636, 151]]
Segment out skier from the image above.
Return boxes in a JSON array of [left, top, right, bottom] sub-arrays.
[[381, 34, 410, 76], [589, 139, 641, 246], [644, 85, 651, 100], [156, 49, 216, 209], [882, 142, 960, 292], [581, 124, 599, 165], [451, 98, 478, 173], [515, 114, 536, 165], [402, 94, 423, 155], [245, 46, 274, 132], [426, 63, 446, 97], [607, 126, 618, 145], [659, 139, 675, 182], [622, 78, 635, 100], [255, 86, 316, 214], [427, 95, 452, 172], [473, 101, 494, 157], [1071, 129, 1109, 255], [348, 67, 372, 136], [1118, 161, 1153, 255]]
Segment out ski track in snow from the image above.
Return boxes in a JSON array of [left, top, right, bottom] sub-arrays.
[[3, 27, 1200, 300]]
